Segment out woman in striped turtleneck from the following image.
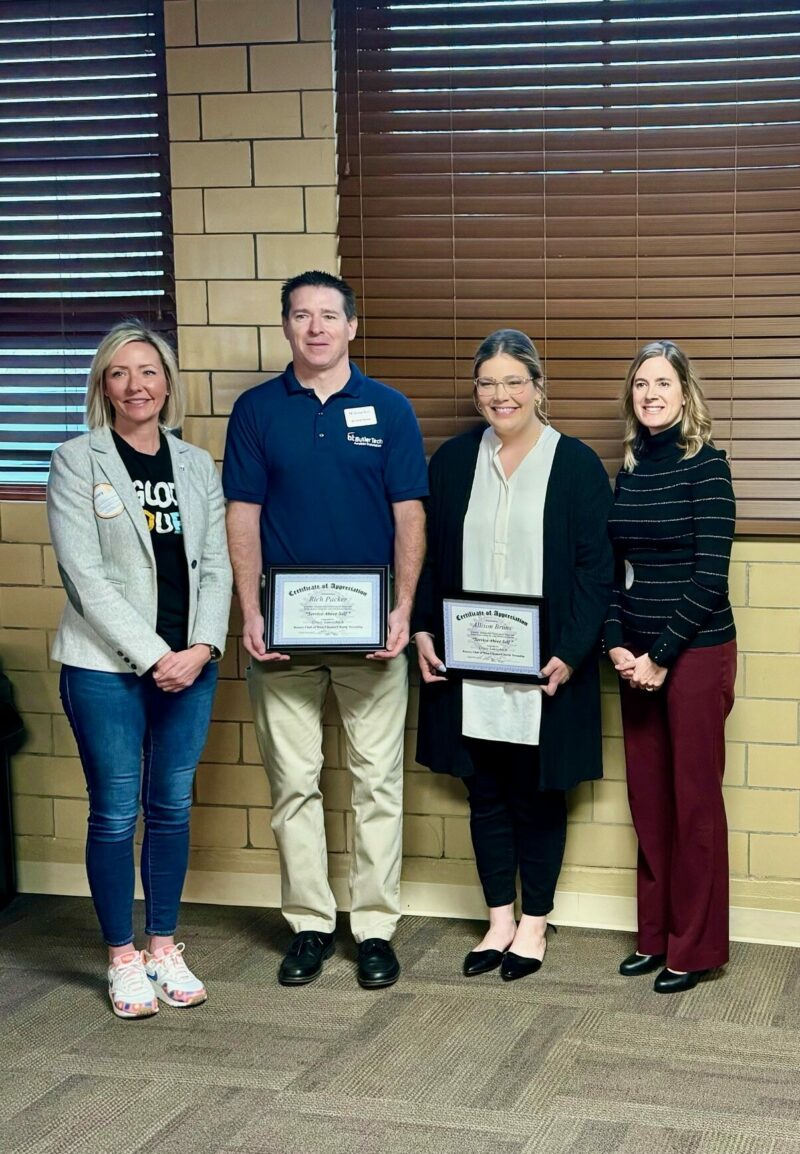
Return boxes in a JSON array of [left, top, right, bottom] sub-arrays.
[[605, 340, 736, 994]]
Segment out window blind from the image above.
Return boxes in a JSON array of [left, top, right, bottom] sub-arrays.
[[0, 0, 174, 497], [335, 0, 800, 533]]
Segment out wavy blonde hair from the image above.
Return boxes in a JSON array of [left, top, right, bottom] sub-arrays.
[[85, 322, 185, 431], [622, 339, 713, 471], [472, 328, 548, 424]]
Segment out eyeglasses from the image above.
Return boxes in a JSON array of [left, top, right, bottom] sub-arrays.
[[474, 376, 535, 395]]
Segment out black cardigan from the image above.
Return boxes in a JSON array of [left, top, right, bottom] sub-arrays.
[[412, 424, 614, 790]]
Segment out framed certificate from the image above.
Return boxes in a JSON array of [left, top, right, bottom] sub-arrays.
[[441, 592, 547, 683], [264, 566, 389, 651]]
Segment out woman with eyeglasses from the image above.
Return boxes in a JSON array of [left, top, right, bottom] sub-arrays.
[[412, 330, 613, 979]]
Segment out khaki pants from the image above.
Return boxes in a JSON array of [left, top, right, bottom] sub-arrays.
[[247, 652, 408, 942]]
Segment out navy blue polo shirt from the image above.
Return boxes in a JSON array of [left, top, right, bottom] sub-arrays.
[[222, 362, 428, 567]]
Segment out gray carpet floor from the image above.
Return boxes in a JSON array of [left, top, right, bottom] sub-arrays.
[[1, 895, 799, 1153]]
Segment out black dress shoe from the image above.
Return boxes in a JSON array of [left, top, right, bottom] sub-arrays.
[[653, 967, 711, 994], [463, 948, 504, 977], [500, 950, 544, 981], [499, 923, 554, 981], [357, 938, 400, 988], [619, 951, 666, 977], [278, 930, 335, 986]]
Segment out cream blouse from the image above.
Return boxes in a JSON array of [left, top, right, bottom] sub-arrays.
[[461, 423, 560, 745]]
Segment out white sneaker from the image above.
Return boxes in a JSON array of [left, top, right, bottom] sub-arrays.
[[108, 950, 159, 1019], [144, 943, 207, 1008]]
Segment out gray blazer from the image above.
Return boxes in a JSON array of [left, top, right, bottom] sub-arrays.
[[47, 426, 232, 675]]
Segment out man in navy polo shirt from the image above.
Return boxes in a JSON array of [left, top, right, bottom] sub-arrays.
[[223, 270, 427, 989]]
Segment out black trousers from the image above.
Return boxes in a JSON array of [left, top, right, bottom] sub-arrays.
[[464, 738, 567, 917]]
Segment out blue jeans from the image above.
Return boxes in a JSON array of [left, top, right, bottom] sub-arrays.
[[60, 663, 218, 946]]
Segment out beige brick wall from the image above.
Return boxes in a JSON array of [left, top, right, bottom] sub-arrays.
[[166, 0, 337, 446], [3, 505, 799, 930], [2, 0, 799, 938]]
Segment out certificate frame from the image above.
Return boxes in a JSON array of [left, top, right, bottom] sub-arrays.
[[441, 591, 548, 684], [264, 566, 389, 652]]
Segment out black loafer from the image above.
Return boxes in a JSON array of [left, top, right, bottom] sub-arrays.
[[619, 951, 666, 977], [357, 938, 400, 988], [278, 930, 335, 986], [500, 950, 543, 981], [463, 948, 504, 977], [653, 967, 711, 994]]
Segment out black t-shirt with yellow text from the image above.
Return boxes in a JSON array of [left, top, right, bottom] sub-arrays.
[[112, 430, 190, 652]]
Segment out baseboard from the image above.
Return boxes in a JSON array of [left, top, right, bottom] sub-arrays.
[[16, 861, 800, 948]]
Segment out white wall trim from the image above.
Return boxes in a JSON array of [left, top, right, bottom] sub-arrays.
[[17, 862, 800, 949]]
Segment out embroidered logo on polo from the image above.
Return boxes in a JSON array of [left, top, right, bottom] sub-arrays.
[[93, 483, 124, 519], [132, 479, 183, 535], [347, 432, 384, 449]]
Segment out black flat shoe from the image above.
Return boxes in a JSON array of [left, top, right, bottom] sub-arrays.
[[463, 948, 505, 977], [619, 951, 666, 977], [653, 967, 711, 994], [278, 930, 335, 986], [357, 938, 400, 988], [499, 922, 556, 981], [500, 950, 543, 981]]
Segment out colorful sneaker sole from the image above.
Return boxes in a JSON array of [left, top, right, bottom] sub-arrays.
[[147, 978, 208, 1008], [108, 990, 159, 1020]]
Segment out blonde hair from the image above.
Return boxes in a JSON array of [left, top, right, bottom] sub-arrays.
[[622, 339, 713, 471], [85, 322, 185, 431], [472, 328, 548, 424]]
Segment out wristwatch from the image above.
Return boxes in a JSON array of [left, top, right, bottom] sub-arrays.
[[205, 644, 222, 661]]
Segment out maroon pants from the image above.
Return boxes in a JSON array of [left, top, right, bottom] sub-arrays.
[[620, 640, 737, 972]]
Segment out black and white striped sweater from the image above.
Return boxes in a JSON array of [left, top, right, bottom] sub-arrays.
[[604, 422, 736, 667]]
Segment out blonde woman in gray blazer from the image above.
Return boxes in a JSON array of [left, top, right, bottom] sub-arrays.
[[48, 322, 231, 1019]]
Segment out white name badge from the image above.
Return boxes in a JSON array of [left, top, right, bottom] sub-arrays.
[[344, 405, 377, 428]]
